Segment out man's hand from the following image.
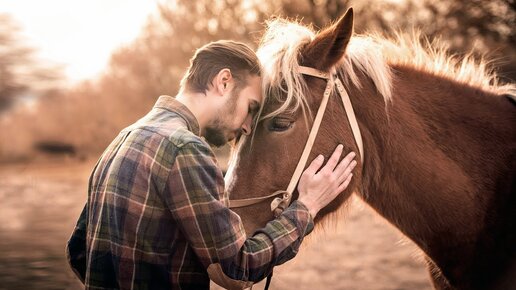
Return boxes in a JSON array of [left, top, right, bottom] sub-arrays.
[[297, 144, 357, 218]]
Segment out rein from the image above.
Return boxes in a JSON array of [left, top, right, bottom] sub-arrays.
[[229, 65, 364, 215]]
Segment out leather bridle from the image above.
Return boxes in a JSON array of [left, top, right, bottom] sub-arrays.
[[229, 65, 364, 217]]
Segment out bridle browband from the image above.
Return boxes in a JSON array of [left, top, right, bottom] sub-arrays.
[[228, 65, 364, 217]]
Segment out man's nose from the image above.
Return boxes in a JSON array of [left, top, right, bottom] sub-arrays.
[[241, 123, 251, 136], [241, 116, 252, 136]]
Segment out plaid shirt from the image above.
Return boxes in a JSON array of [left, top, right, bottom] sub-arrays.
[[66, 95, 314, 290]]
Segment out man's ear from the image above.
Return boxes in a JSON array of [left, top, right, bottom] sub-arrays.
[[214, 68, 233, 96]]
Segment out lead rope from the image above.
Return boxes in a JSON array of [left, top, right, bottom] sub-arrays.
[[264, 271, 273, 290]]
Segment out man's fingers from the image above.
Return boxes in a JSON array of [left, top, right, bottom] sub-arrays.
[[303, 154, 325, 176], [319, 144, 343, 174], [337, 159, 357, 184], [336, 173, 353, 193], [334, 151, 356, 175]]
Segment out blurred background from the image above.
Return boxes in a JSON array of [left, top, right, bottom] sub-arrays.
[[0, 0, 514, 289]]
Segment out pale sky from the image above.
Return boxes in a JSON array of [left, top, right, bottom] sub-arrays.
[[1, 0, 158, 83]]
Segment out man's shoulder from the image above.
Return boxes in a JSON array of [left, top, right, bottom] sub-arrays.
[[165, 127, 208, 150], [124, 126, 207, 151], [141, 125, 213, 155], [124, 112, 206, 150]]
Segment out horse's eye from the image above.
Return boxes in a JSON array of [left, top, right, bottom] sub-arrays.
[[269, 118, 293, 132]]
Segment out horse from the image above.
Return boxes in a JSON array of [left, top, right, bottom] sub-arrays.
[[224, 9, 516, 290]]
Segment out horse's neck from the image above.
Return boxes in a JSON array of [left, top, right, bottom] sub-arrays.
[[349, 64, 516, 286]]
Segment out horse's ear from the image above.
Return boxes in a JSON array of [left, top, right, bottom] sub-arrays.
[[304, 8, 354, 71]]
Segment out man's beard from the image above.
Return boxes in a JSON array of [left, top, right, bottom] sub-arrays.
[[204, 89, 239, 147], [204, 124, 229, 147]]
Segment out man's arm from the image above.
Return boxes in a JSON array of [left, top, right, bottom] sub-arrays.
[[163, 140, 358, 289], [165, 141, 312, 283]]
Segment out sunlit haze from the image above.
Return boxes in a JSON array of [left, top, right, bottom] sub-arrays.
[[1, 0, 158, 83]]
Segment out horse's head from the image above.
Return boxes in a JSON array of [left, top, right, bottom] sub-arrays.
[[226, 9, 363, 235]]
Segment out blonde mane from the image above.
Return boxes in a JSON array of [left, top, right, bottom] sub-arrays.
[[256, 18, 516, 120], [228, 17, 515, 172]]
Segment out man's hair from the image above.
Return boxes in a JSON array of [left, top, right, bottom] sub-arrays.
[[180, 40, 261, 94]]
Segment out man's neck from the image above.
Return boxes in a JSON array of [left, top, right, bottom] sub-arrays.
[[175, 91, 210, 135]]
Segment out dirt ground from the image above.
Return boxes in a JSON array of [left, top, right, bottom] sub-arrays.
[[0, 159, 432, 290]]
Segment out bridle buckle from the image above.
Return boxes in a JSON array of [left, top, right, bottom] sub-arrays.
[[270, 191, 291, 217]]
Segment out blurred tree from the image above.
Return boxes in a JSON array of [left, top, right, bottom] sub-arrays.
[[420, 0, 516, 80], [274, 0, 516, 80], [105, 0, 273, 105], [273, 0, 515, 42], [0, 14, 62, 112], [2, 0, 514, 161]]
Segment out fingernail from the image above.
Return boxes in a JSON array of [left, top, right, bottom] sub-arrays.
[[338, 144, 344, 150], [318, 154, 324, 160], [351, 152, 356, 157]]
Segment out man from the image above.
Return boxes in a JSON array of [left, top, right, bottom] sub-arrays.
[[66, 40, 356, 289]]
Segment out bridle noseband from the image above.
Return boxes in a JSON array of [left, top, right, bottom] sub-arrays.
[[229, 65, 364, 216]]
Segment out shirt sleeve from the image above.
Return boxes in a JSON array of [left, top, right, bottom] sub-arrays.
[[164, 141, 314, 283], [66, 203, 88, 283]]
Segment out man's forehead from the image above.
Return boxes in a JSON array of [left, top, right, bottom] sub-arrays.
[[249, 75, 264, 103]]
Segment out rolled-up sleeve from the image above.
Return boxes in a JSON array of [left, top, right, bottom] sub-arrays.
[[164, 141, 314, 283]]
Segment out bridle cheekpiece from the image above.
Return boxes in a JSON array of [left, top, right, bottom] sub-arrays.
[[229, 65, 364, 217]]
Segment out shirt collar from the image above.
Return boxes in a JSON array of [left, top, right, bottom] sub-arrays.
[[153, 95, 200, 136]]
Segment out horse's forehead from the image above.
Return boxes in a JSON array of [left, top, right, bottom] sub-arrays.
[[260, 97, 282, 115]]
